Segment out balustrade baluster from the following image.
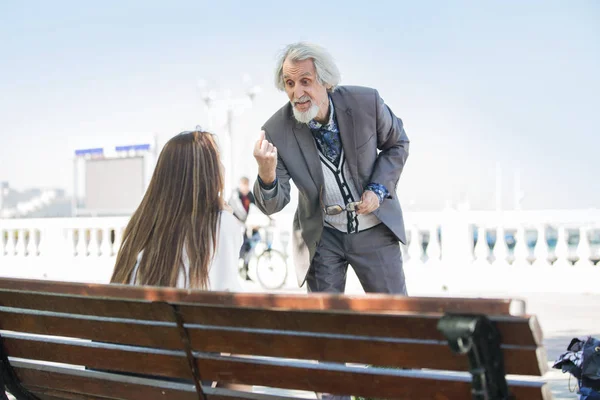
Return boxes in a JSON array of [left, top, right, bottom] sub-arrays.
[[1, 230, 8, 256], [427, 225, 441, 264], [492, 227, 509, 267], [88, 228, 101, 257], [473, 225, 489, 265], [75, 228, 88, 257], [512, 226, 528, 265], [100, 227, 113, 257], [575, 227, 592, 267], [532, 225, 549, 267], [407, 227, 422, 265], [553, 226, 569, 267], [17, 229, 28, 256]]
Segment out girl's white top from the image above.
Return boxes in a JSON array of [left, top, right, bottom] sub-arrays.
[[129, 211, 243, 291]]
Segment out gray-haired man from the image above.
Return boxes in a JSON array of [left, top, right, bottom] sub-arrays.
[[253, 42, 409, 295]]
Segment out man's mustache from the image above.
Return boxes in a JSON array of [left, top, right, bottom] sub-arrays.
[[293, 95, 311, 105]]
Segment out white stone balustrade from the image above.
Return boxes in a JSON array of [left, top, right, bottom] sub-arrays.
[[1, 208, 599, 293]]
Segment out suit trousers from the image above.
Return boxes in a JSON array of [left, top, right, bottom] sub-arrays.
[[306, 222, 408, 294]]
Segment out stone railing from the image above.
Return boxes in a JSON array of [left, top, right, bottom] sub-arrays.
[[1, 208, 599, 293]]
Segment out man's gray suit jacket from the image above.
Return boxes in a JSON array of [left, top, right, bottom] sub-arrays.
[[253, 85, 410, 286]]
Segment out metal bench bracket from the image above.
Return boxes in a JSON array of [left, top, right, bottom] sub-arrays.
[[437, 314, 515, 400]]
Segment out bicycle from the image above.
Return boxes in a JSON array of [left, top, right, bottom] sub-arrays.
[[239, 217, 289, 290]]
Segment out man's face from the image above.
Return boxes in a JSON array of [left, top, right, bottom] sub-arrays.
[[282, 58, 330, 124]]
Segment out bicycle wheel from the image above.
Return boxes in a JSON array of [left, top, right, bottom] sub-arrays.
[[255, 249, 288, 290]]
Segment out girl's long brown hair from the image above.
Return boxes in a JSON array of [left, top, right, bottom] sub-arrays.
[[110, 131, 224, 289]]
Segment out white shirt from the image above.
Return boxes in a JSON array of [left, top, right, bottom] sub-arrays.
[[130, 211, 244, 291]]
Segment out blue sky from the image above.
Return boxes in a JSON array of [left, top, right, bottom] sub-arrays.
[[0, 1, 598, 210]]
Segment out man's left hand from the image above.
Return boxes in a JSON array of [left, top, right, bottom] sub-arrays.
[[356, 191, 380, 215]]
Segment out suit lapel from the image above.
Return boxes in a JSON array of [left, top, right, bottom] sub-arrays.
[[291, 116, 324, 190], [331, 91, 360, 191]]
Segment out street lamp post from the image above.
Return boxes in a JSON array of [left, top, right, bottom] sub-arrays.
[[197, 77, 261, 197]]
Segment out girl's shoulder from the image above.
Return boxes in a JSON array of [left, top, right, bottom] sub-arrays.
[[219, 209, 243, 231]]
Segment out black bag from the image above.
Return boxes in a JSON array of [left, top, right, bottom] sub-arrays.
[[554, 336, 600, 399], [580, 337, 600, 399]]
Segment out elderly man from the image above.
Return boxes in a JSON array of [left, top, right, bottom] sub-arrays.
[[253, 42, 409, 294]]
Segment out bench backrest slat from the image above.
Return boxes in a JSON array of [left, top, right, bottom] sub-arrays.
[[0, 290, 542, 346], [12, 357, 550, 400], [0, 303, 546, 376], [3, 328, 545, 377], [0, 278, 521, 314]]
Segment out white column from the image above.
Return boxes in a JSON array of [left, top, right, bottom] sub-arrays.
[[532, 225, 549, 267], [400, 242, 409, 262], [492, 227, 509, 267], [26, 229, 38, 257], [473, 226, 489, 265], [113, 227, 124, 257], [0, 229, 6, 257], [427, 226, 441, 265], [512, 226, 529, 266], [1, 229, 8, 257], [100, 227, 113, 257], [8, 229, 17, 256], [575, 227, 592, 267], [75, 228, 87, 257], [18, 229, 28, 257], [407, 227, 422, 265], [553, 226, 570, 268], [65, 228, 77, 257], [36, 227, 45, 257], [88, 228, 101, 257]]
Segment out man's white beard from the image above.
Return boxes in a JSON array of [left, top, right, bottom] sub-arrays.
[[292, 96, 320, 124]]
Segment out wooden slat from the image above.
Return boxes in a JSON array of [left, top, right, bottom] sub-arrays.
[[3, 329, 544, 377], [196, 356, 550, 400], [187, 327, 544, 376], [177, 305, 542, 347], [27, 389, 113, 400], [26, 393, 74, 400], [0, 290, 174, 322], [0, 305, 544, 375], [0, 298, 541, 347], [0, 277, 521, 315], [27, 393, 71, 400], [16, 366, 200, 400], [0, 310, 182, 350], [13, 357, 550, 400], [4, 335, 190, 380], [15, 361, 306, 400], [26, 386, 296, 400]]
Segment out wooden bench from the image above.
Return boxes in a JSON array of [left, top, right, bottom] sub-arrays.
[[0, 278, 551, 400]]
